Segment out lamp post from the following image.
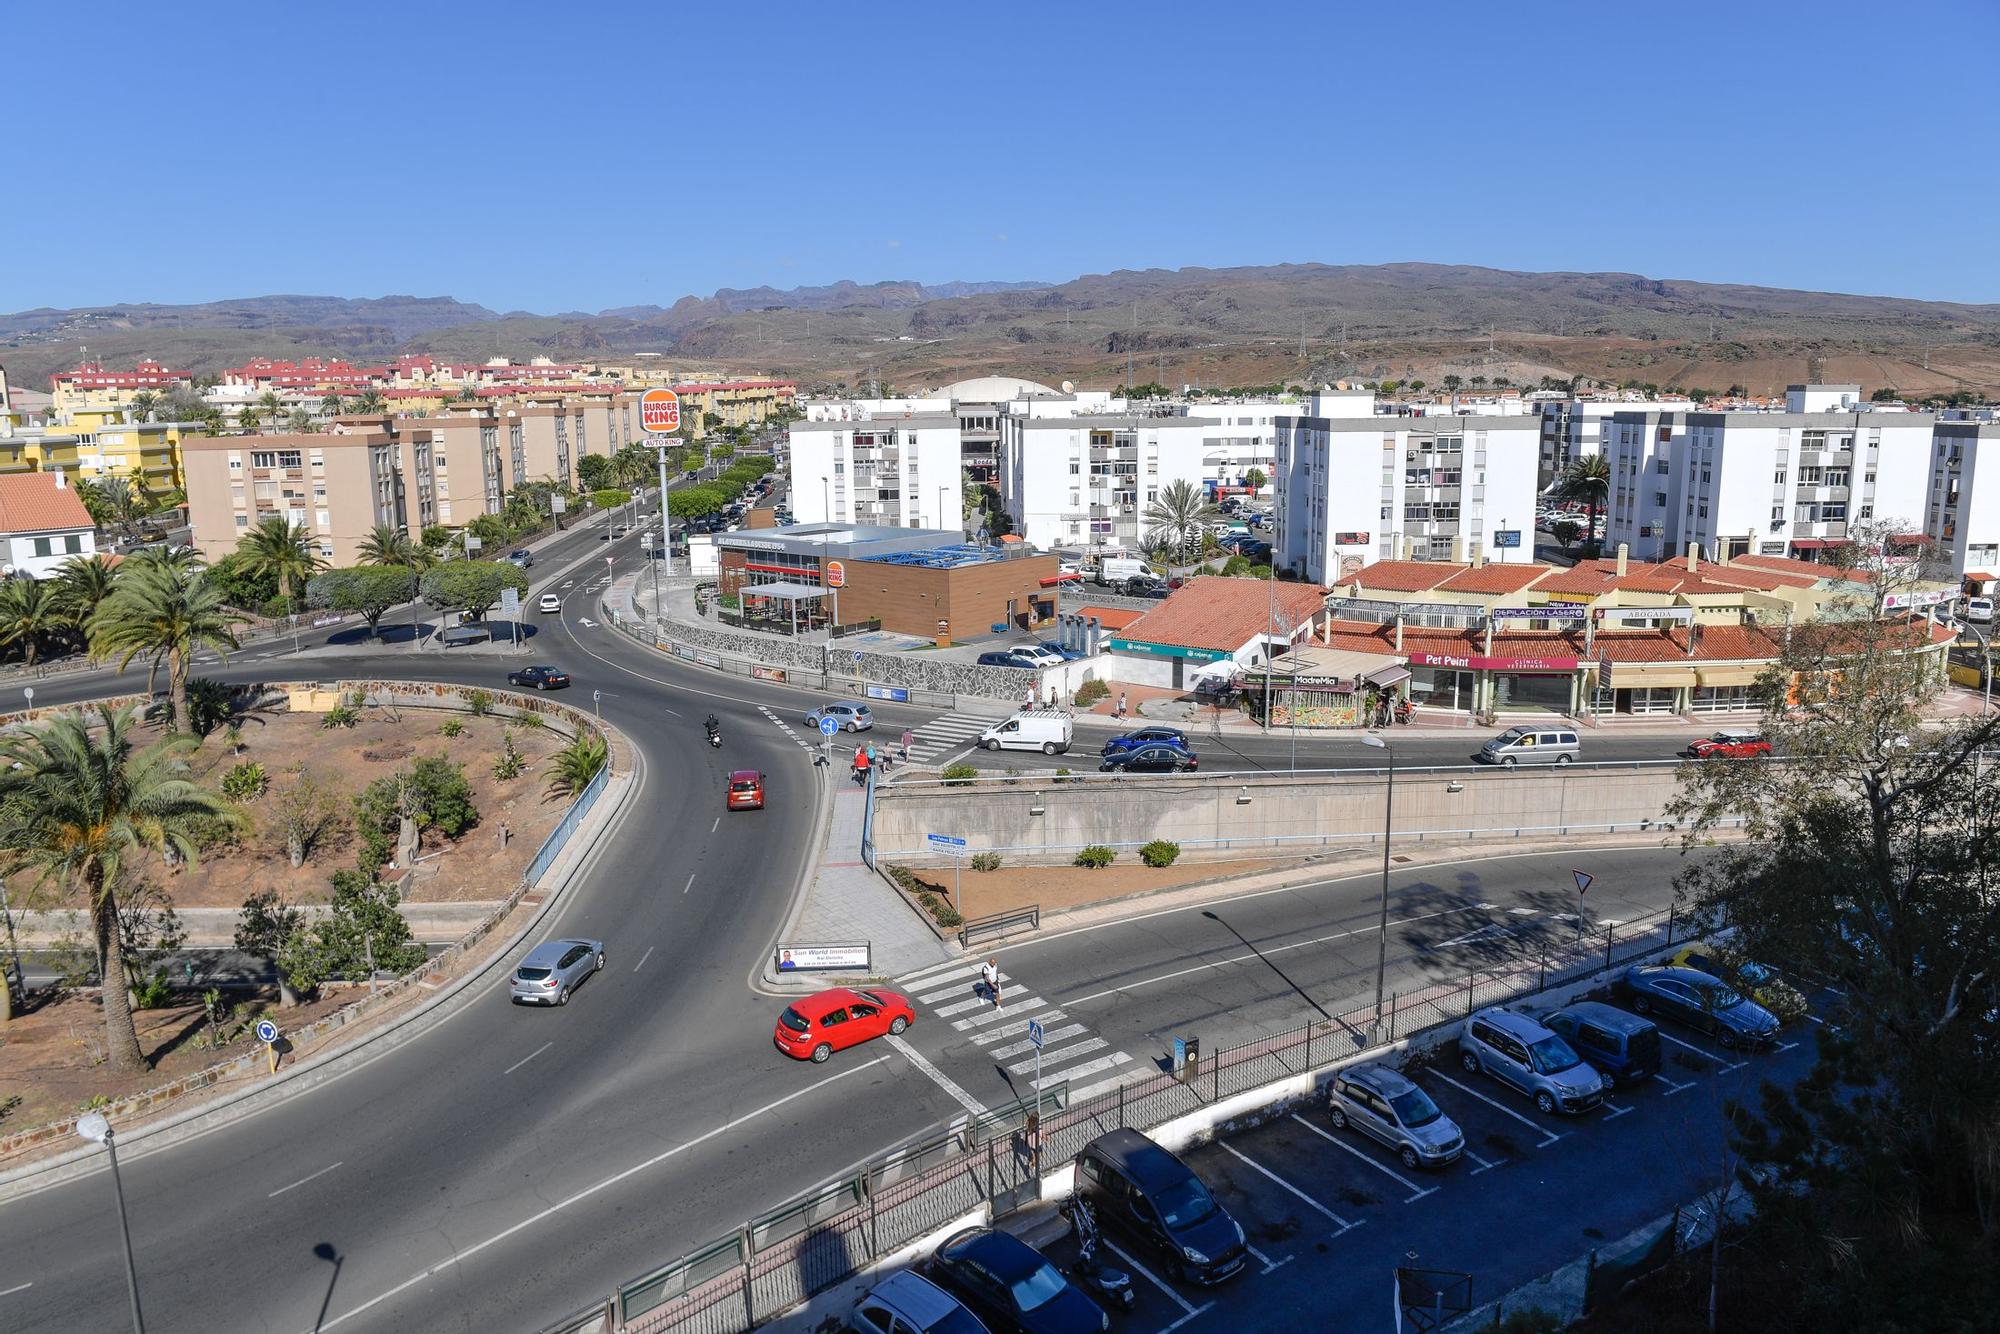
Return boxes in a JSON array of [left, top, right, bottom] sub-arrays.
[[820, 476, 840, 633], [1362, 732, 1395, 1045], [76, 1112, 144, 1334]]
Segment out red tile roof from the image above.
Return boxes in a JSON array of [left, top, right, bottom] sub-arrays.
[[0, 474, 94, 534], [1346, 560, 1471, 592], [1076, 605, 1145, 632], [1318, 614, 1949, 666], [1437, 564, 1551, 595], [1121, 577, 1327, 651]]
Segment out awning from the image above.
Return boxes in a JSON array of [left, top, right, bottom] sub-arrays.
[[1607, 665, 1695, 688], [1788, 539, 1829, 550], [1364, 664, 1411, 688], [1696, 665, 1766, 687], [740, 581, 826, 601]]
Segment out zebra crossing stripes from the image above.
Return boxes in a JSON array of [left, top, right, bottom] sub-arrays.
[[902, 713, 993, 762], [897, 958, 1136, 1093], [758, 705, 815, 752]]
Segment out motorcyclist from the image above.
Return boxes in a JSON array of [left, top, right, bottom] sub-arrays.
[[704, 713, 721, 742]]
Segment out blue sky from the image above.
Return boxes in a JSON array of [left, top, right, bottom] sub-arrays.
[[5, 0, 1996, 312]]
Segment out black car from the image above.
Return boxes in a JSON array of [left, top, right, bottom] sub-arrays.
[[1100, 742, 1198, 774], [927, 1227, 1107, 1334], [1612, 964, 1779, 1048], [1101, 726, 1191, 756], [1121, 576, 1169, 599], [1076, 1129, 1247, 1284], [507, 665, 571, 690]]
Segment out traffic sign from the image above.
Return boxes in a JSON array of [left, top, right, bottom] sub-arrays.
[[499, 587, 520, 618], [255, 1019, 279, 1045], [639, 387, 682, 434], [927, 833, 968, 852], [1027, 1019, 1045, 1050], [851, 650, 864, 665], [819, 716, 839, 737], [1573, 869, 1594, 895]]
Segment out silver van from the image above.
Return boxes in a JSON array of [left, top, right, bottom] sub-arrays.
[[1476, 725, 1580, 766], [1327, 1063, 1464, 1169], [1457, 1006, 1604, 1115]]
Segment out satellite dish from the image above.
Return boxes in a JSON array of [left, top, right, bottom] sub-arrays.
[[1060, 380, 1074, 394]]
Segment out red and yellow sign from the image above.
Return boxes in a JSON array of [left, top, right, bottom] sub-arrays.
[[824, 560, 846, 588], [639, 388, 682, 434]]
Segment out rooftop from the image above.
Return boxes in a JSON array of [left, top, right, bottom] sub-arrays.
[[718, 523, 1025, 565], [1120, 576, 1327, 652], [0, 472, 93, 535]]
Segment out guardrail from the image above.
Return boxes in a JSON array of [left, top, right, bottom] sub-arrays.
[[958, 904, 1040, 948], [526, 761, 611, 885], [884, 755, 1732, 792]]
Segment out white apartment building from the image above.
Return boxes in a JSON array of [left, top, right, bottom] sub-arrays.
[[785, 415, 964, 531], [1273, 391, 1541, 583], [998, 413, 1210, 551], [1174, 399, 1289, 492], [1601, 409, 1689, 561], [1924, 421, 2000, 578]]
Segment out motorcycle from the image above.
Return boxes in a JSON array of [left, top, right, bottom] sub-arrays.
[[704, 717, 722, 748], [1059, 1194, 1134, 1312]]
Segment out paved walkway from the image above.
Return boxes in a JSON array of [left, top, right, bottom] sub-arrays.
[[779, 779, 951, 985]]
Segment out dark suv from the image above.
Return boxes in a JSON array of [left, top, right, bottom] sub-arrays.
[[1075, 1128, 1246, 1284]]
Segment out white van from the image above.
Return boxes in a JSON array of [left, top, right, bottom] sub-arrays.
[[978, 709, 1073, 755], [1476, 725, 1581, 766], [1097, 557, 1147, 586]]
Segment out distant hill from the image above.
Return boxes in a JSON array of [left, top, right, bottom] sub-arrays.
[[5, 264, 1996, 398]]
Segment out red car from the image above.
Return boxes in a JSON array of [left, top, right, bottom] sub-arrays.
[[773, 987, 914, 1063], [1684, 729, 1772, 759], [727, 769, 765, 810]]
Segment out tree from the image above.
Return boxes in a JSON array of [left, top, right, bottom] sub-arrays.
[[238, 409, 263, 433], [287, 407, 314, 433], [1665, 532, 2000, 1327], [1408, 379, 1426, 394], [306, 566, 417, 637], [1143, 479, 1219, 565], [53, 554, 119, 627], [354, 755, 478, 872], [354, 389, 385, 414], [576, 454, 615, 492], [235, 889, 306, 1006], [1441, 375, 1463, 393], [0, 705, 233, 1068], [1726, 383, 1748, 399], [1243, 467, 1268, 492], [1549, 518, 1585, 551], [1471, 375, 1487, 388], [82, 477, 147, 541], [356, 524, 415, 568], [668, 486, 725, 520], [1554, 454, 1611, 550], [271, 770, 343, 869], [203, 552, 280, 611], [258, 391, 282, 419], [418, 560, 528, 621], [272, 869, 425, 998], [234, 516, 323, 607], [88, 560, 243, 732], [128, 392, 159, 423], [0, 577, 69, 669], [1871, 386, 1901, 402], [319, 392, 347, 418], [546, 732, 608, 799]]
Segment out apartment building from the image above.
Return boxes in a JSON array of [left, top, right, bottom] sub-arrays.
[[998, 413, 1210, 552], [1273, 390, 1541, 583], [1176, 399, 1288, 492], [185, 427, 433, 567], [786, 415, 963, 530], [49, 359, 192, 416], [1925, 421, 2000, 578], [1601, 409, 1690, 561]]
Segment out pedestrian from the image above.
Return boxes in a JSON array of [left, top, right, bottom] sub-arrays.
[[1116, 691, 1128, 720], [900, 727, 914, 762], [852, 746, 870, 785], [1046, 685, 1058, 709], [980, 957, 1002, 1009]]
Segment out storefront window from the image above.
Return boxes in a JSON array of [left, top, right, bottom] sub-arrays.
[[1618, 686, 1680, 715], [1690, 685, 1752, 713], [1409, 667, 1473, 712], [1492, 672, 1573, 713]]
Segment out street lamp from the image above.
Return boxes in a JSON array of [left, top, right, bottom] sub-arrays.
[[1362, 732, 1395, 1045], [76, 1112, 144, 1334], [820, 476, 839, 634]]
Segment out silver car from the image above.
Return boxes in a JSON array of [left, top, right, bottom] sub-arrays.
[[1327, 1063, 1464, 1169], [805, 701, 874, 732], [1458, 1006, 1604, 1115], [510, 938, 605, 1006]]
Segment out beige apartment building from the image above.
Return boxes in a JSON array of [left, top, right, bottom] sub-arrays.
[[185, 426, 435, 568]]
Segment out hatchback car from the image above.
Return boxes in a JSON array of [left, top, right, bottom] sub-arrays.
[[1616, 964, 1781, 1046], [726, 769, 765, 811], [851, 1271, 991, 1334], [507, 664, 571, 690], [537, 592, 563, 614], [1684, 729, 1772, 759], [510, 938, 604, 1006], [506, 549, 534, 568], [1458, 1006, 1604, 1114], [978, 646, 1061, 669], [1100, 741, 1198, 774], [805, 702, 874, 732], [1666, 944, 1808, 1024], [1327, 1063, 1464, 1169], [1100, 725, 1190, 756], [1075, 1128, 1247, 1285], [927, 1227, 1106, 1334], [773, 987, 914, 1062]]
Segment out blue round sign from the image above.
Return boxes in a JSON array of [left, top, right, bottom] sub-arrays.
[[818, 716, 839, 737], [255, 1019, 279, 1044]]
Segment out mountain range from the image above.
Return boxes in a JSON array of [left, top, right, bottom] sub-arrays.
[[4, 263, 1996, 399]]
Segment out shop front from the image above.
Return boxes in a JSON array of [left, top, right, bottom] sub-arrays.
[[1407, 652, 1584, 716], [1244, 648, 1409, 729]]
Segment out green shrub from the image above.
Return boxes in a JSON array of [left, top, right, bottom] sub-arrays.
[[1052, 767, 1074, 783], [941, 762, 978, 787], [1140, 839, 1182, 868], [918, 892, 964, 928], [221, 760, 269, 801], [1075, 845, 1116, 868], [970, 851, 1002, 872], [464, 689, 494, 717], [512, 710, 544, 729], [320, 704, 360, 729], [129, 969, 174, 1010], [438, 718, 466, 738], [1075, 679, 1110, 705], [492, 733, 525, 780]]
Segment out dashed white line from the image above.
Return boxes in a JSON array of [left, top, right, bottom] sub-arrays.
[[0, 1282, 33, 1298], [710, 817, 720, 833], [268, 1161, 343, 1197], [503, 1042, 553, 1076], [633, 947, 655, 972], [682, 872, 696, 894]]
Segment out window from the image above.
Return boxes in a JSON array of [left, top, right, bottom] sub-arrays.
[[1797, 466, 1824, 484], [1656, 459, 1669, 474], [64, 535, 82, 554], [1772, 506, 1785, 522], [32, 537, 51, 557]]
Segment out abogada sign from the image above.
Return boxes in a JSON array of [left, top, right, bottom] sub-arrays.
[[640, 388, 682, 434]]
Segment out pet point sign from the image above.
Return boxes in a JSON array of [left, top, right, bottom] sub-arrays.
[[640, 388, 682, 434]]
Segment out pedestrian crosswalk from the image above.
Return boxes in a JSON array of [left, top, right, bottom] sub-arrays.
[[895, 956, 1135, 1098], [758, 704, 816, 753], [901, 713, 993, 763]]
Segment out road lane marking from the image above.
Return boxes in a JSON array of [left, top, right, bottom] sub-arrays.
[[682, 873, 696, 895], [970, 1010, 1065, 1046], [988, 1023, 1087, 1059], [951, 997, 1046, 1030], [268, 1162, 343, 1198], [1033, 1051, 1129, 1090], [901, 959, 987, 990], [1290, 1114, 1436, 1202], [711, 817, 720, 833], [1008, 1037, 1106, 1075], [1103, 1239, 1201, 1317], [0, 1282, 31, 1297], [313, 1055, 892, 1332], [633, 947, 654, 972], [1428, 1071, 1563, 1147], [1217, 1141, 1357, 1231], [886, 1034, 987, 1115], [503, 1042, 553, 1076]]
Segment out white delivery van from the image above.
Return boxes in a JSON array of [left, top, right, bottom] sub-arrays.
[[978, 709, 1073, 755], [1098, 557, 1147, 585]]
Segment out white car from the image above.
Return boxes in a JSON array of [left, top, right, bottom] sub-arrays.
[[1969, 597, 1995, 624], [538, 592, 562, 614]]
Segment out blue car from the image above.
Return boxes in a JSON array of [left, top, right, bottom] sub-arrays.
[[1036, 640, 1088, 662], [927, 1227, 1105, 1334], [1101, 725, 1191, 756]]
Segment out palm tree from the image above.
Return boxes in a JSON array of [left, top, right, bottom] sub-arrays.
[[0, 705, 232, 1068], [1554, 455, 1612, 552], [357, 524, 414, 567], [287, 407, 315, 433], [1143, 478, 1219, 566], [53, 554, 118, 628], [355, 389, 385, 414], [319, 391, 347, 418], [545, 732, 608, 799], [128, 391, 160, 423], [89, 560, 243, 732], [234, 516, 323, 605], [238, 409, 263, 433], [0, 578, 69, 669], [258, 391, 282, 420]]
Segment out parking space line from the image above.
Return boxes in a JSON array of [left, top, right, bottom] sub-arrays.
[[1653, 1071, 1696, 1095], [1243, 1242, 1291, 1274], [1289, 1114, 1437, 1202], [1102, 1239, 1200, 1317], [1803, 1014, 1827, 1026], [1159, 1302, 1220, 1334], [1603, 1100, 1634, 1119], [1427, 1072, 1563, 1147], [1216, 1141, 1357, 1231], [1465, 1149, 1502, 1175], [1776, 1040, 1799, 1052], [1656, 1030, 1744, 1071]]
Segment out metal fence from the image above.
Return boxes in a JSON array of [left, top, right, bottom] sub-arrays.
[[606, 905, 1687, 1334], [525, 761, 611, 885]]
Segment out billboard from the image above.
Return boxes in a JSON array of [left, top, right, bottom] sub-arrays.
[[640, 388, 682, 434]]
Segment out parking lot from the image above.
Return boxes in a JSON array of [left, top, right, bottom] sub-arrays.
[[1018, 984, 1828, 1334]]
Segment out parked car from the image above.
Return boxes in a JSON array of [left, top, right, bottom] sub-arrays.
[[507, 665, 571, 690], [979, 710, 1072, 755], [1101, 725, 1191, 756], [1075, 1128, 1248, 1284], [510, 938, 605, 1006], [851, 1271, 991, 1334], [772, 987, 914, 1062], [726, 769, 765, 811], [1969, 596, 1995, 623], [1327, 1063, 1464, 1169], [977, 648, 1054, 669], [1665, 946, 1808, 1025], [1475, 725, 1581, 766], [926, 1227, 1106, 1334], [537, 592, 562, 614], [1100, 741, 1198, 774], [805, 702, 874, 732], [1457, 1006, 1605, 1114], [1121, 576, 1169, 599], [1613, 964, 1781, 1047], [1540, 1001, 1660, 1092], [506, 549, 534, 568], [1683, 729, 1771, 759]]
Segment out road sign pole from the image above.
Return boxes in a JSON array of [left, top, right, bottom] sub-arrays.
[[955, 851, 962, 918]]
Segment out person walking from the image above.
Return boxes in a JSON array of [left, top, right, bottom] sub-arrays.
[[1116, 691, 1128, 720], [980, 957, 1002, 1009], [900, 727, 914, 762], [852, 746, 871, 785]]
